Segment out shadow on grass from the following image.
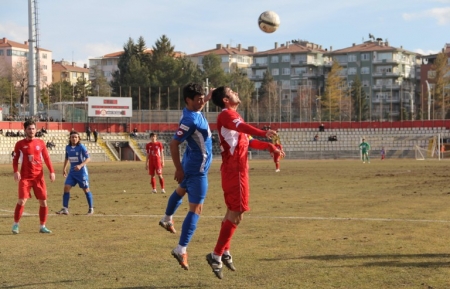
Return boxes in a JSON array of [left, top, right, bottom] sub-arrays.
[[264, 253, 450, 268], [2, 280, 81, 288], [113, 287, 201, 289]]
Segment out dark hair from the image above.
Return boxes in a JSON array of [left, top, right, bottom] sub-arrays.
[[211, 86, 229, 109], [150, 132, 156, 138], [183, 83, 204, 104], [68, 131, 81, 146], [23, 119, 36, 129]]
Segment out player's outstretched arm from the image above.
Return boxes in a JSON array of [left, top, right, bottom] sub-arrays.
[[170, 139, 184, 183]]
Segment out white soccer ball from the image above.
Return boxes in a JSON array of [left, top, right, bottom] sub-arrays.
[[258, 11, 280, 33], [123, 190, 126, 193]]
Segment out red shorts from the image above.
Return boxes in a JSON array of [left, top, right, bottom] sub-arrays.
[[221, 166, 250, 212], [273, 153, 281, 163], [148, 161, 162, 176], [18, 175, 47, 200]]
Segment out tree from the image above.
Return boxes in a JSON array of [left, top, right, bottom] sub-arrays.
[[350, 76, 369, 121], [258, 70, 279, 122], [89, 65, 110, 96], [322, 61, 346, 121], [48, 80, 73, 102], [0, 77, 19, 115], [202, 53, 228, 88], [228, 67, 255, 120], [430, 51, 450, 119]]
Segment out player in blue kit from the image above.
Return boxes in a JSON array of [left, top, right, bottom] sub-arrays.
[[159, 83, 213, 270], [56, 131, 94, 215]]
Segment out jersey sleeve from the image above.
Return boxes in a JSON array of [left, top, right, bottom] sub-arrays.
[[174, 116, 196, 143], [81, 144, 90, 159], [221, 110, 267, 138], [12, 142, 20, 172]]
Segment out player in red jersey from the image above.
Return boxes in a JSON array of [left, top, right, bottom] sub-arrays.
[[11, 119, 56, 234], [205, 86, 284, 279], [145, 132, 165, 193], [272, 136, 284, 172]]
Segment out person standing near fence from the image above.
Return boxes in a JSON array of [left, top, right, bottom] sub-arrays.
[[359, 138, 371, 163], [11, 119, 55, 234]]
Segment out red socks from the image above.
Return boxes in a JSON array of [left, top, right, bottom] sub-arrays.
[[39, 206, 48, 225], [14, 204, 24, 223], [214, 219, 237, 256]]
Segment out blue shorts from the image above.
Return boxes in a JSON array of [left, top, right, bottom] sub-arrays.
[[179, 173, 208, 204], [65, 173, 89, 189]]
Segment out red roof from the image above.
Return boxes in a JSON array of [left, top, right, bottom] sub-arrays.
[[0, 37, 51, 52], [52, 62, 89, 73]]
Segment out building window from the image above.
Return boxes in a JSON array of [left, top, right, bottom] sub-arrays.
[[221, 56, 229, 63], [293, 67, 306, 75], [7, 49, 12, 56], [348, 67, 357, 75], [42, 65, 47, 70], [282, 68, 290, 75], [271, 56, 278, 63], [255, 57, 267, 65], [361, 67, 370, 74], [272, 68, 279, 75], [348, 54, 357, 62], [42, 76, 47, 82], [42, 53, 47, 59], [362, 80, 369, 87], [361, 53, 370, 61], [281, 54, 290, 62], [107, 60, 113, 65], [428, 70, 436, 79], [72, 72, 77, 78], [0, 50, 3, 56]]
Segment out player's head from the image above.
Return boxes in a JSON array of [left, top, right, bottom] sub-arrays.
[[23, 119, 36, 139], [183, 83, 204, 104], [150, 132, 157, 141], [211, 86, 240, 109], [69, 131, 81, 146]]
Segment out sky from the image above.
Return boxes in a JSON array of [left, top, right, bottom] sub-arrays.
[[1, 0, 449, 67]]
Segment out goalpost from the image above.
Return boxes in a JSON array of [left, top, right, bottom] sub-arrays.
[[415, 134, 442, 161]]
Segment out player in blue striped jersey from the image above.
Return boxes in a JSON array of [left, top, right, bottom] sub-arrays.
[[56, 131, 94, 215], [159, 83, 213, 270]]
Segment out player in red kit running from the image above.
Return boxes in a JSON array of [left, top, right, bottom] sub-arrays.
[[205, 86, 284, 279], [145, 132, 165, 193], [11, 119, 56, 234]]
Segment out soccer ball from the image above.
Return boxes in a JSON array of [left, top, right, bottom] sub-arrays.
[[258, 11, 280, 33]]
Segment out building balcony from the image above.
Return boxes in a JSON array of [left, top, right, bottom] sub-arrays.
[[372, 71, 403, 77], [250, 63, 268, 68], [372, 84, 400, 90]]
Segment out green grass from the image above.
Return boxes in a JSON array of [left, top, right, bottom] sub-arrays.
[[1, 159, 450, 288]]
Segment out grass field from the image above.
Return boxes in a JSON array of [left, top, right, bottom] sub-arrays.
[[1, 158, 450, 289]]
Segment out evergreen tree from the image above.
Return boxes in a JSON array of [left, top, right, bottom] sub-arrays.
[[350, 76, 369, 121], [202, 53, 228, 88]]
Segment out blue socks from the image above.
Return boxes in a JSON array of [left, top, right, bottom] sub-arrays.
[[165, 190, 183, 216], [85, 192, 93, 208], [62, 192, 70, 208], [179, 211, 199, 247]]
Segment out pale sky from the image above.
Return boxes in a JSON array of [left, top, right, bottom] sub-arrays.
[[1, 0, 449, 67]]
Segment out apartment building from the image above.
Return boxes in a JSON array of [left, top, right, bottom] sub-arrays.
[[52, 60, 89, 85], [187, 43, 255, 74], [0, 37, 52, 86], [326, 39, 422, 121]]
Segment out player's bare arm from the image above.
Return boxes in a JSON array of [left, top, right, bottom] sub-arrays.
[[169, 139, 184, 183]]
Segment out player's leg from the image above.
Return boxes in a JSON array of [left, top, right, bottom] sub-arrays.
[[157, 169, 165, 193], [159, 186, 186, 233], [12, 180, 31, 234], [149, 163, 157, 193], [172, 174, 207, 270], [34, 178, 52, 233], [80, 176, 94, 215], [57, 175, 76, 215]]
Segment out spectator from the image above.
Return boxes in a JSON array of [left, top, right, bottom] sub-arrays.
[[0, 129, 3, 135], [313, 134, 319, 141], [49, 116, 54, 122], [131, 127, 138, 137], [93, 129, 98, 142], [46, 140, 56, 150], [319, 123, 325, 132], [41, 126, 47, 134], [86, 127, 91, 141]]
